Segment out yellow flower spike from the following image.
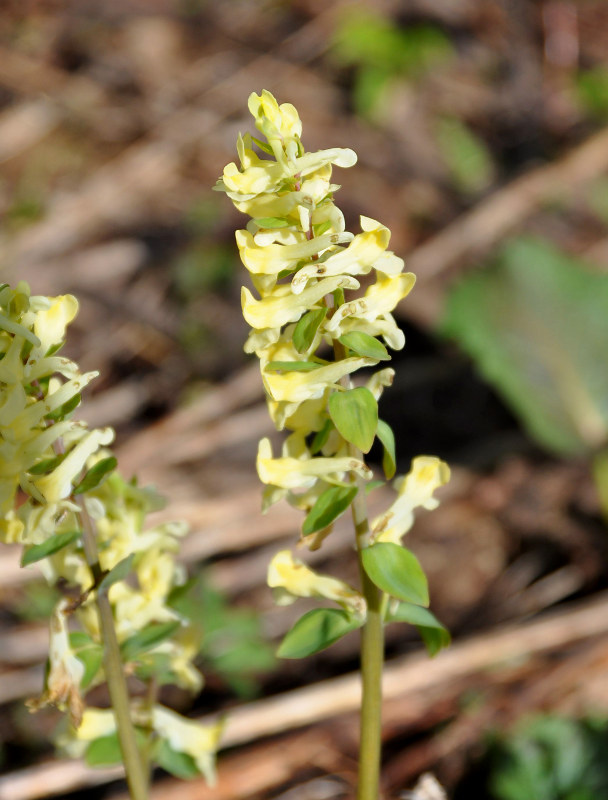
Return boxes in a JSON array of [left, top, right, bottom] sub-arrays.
[[267, 550, 366, 618], [257, 437, 372, 490], [242, 275, 359, 331], [28, 600, 85, 727], [151, 705, 223, 785], [371, 456, 451, 545]]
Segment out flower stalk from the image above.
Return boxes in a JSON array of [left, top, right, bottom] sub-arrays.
[[218, 90, 451, 798]]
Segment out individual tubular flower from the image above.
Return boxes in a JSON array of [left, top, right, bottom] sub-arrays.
[[371, 457, 451, 545], [268, 550, 365, 619], [218, 91, 450, 659]]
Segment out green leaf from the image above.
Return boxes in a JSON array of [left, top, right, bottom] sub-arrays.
[[387, 602, 450, 656], [44, 393, 81, 421], [73, 457, 117, 495], [85, 734, 122, 767], [277, 608, 362, 659], [86, 730, 147, 767], [376, 419, 396, 479], [441, 237, 608, 456], [339, 331, 390, 361], [329, 387, 378, 453], [156, 740, 201, 779], [27, 454, 66, 475], [365, 479, 385, 493], [251, 136, 274, 155], [361, 542, 429, 606], [265, 360, 322, 372], [310, 419, 333, 455], [253, 216, 291, 228], [21, 531, 81, 567], [313, 220, 332, 237], [70, 632, 104, 688], [436, 117, 494, 194], [98, 554, 134, 592], [292, 307, 327, 353], [302, 485, 358, 535], [121, 621, 181, 663]]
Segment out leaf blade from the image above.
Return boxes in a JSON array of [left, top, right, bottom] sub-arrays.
[[361, 542, 429, 606]]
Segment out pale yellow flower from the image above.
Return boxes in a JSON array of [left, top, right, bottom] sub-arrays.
[[267, 549, 365, 618], [257, 437, 372, 490], [152, 705, 222, 785], [372, 456, 451, 544]]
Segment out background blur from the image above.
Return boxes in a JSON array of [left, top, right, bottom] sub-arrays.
[[2, 1, 608, 799]]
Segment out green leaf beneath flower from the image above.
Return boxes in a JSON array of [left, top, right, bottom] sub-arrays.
[[277, 608, 362, 659], [253, 216, 291, 228], [98, 553, 134, 592], [361, 542, 429, 606], [70, 632, 104, 688], [156, 739, 201, 779], [21, 530, 81, 567], [121, 620, 181, 663], [293, 307, 327, 353], [329, 386, 378, 453], [339, 331, 390, 361], [310, 419, 333, 455], [386, 601, 450, 656], [313, 220, 332, 237], [85, 729, 148, 767], [73, 456, 117, 495], [44, 393, 81, 421], [27, 453, 66, 475], [302, 485, 358, 535], [265, 361, 322, 372], [376, 419, 396, 479]]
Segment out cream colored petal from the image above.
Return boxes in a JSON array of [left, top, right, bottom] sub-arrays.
[[263, 357, 375, 403], [33, 295, 78, 355], [237, 229, 352, 276], [242, 275, 359, 331], [33, 427, 115, 503], [372, 456, 450, 544], [267, 549, 365, 617], [152, 705, 222, 785], [256, 437, 372, 490], [291, 219, 390, 294]]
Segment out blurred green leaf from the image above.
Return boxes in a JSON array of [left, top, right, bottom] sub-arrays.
[[99, 554, 134, 592], [376, 419, 396, 480], [362, 543, 429, 606], [576, 67, 608, 120], [339, 331, 390, 361], [73, 457, 117, 495], [436, 117, 494, 194], [293, 308, 327, 353], [386, 602, 450, 656], [156, 740, 201, 779], [441, 237, 608, 455], [265, 361, 322, 372], [277, 608, 362, 659], [21, 531, 81, 567], [121, 621, 181, 663], [302, 485, 358, 535]]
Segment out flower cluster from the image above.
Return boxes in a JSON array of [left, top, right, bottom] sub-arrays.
[[218, 92, 450, 656], [0, 282, 220, 782]]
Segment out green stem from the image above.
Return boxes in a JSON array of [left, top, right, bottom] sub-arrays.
[[78, 501, 149, 800], [333, 316, 385, 799], [352, 480, 385, 800]]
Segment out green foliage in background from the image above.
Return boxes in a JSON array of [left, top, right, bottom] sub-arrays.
[[435, 117, 494, 195], [169, 574, 275, 698], [576, 67, 608, 121], [489, 715, 608, 800], [331, 9, 453, 119], [441, 237, 608, 457]]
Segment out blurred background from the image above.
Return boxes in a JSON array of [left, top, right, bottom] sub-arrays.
[[1, 1, 608, 798]]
